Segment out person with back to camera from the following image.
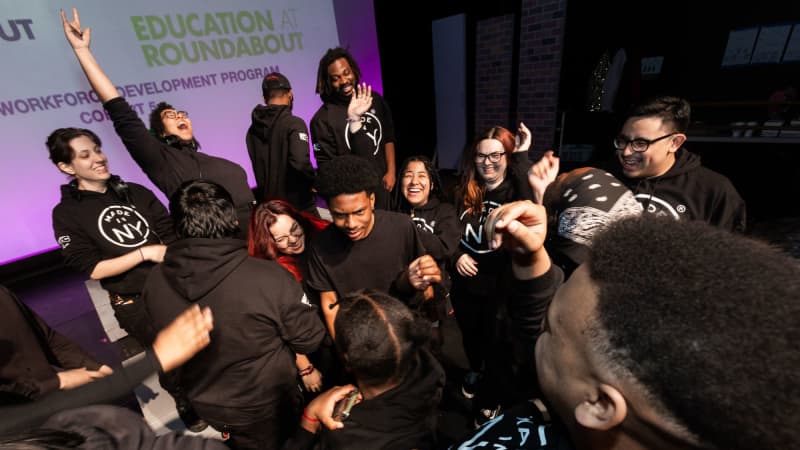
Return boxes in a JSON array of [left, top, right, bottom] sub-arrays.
[[451, 122, 534, 424], [45, 126, 206, 430], [246, 72, 316, 211], [248, 199, 333, 395], [282, 289, 445, 450], [60, 8, 255, 237], [311, 47, 397, 209], [143, 180, 326, 450]]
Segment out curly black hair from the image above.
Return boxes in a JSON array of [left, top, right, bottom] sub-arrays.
[[334, 289, 430, 387], [587, 217, 800, 450], [315, 155, 380, 201], [315, 47, 361, 101]]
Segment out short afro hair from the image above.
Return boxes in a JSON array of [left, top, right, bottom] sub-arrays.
[[315, 155, 380, 201], [587, 217, 800, 450]]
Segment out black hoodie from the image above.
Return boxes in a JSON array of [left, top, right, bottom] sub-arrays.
[[246, 104, 315, 209], [614, 148, 746, 232], [310, 91, 395, 175], [285, 349, 445, 450], [52, 178, 175, 295], [142, 238, 326, 427], [104, 97, 255, 235]]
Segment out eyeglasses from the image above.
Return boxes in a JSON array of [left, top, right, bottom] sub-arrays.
[[271, 228, 304, 247], [161, 110, 189, 120], [474, 152, 505, 163], [613, 132, 675, 153]]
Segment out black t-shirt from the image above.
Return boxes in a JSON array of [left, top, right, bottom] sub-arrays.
[[306, 210, 424, 300]]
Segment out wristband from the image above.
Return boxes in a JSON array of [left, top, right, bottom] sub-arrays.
[[138, 248, 145, 262], [346, 117, 361, 123], [299, 365, 314, 376], [302, 409, 319, 423]]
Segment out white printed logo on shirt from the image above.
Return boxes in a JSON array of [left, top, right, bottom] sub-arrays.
[[343, 111, 383, 156], [97, 205, 151, 248]]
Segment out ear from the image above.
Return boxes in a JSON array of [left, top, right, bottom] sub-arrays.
[[369, 192, 376, 210], [669, 133, 686, 153], [574, 384, 627, 431], [57, 162, 75, 176]]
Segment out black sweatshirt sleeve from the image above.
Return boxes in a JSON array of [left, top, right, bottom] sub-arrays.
[[509, 150, 535, 201], [0, 350, 161, 432], [52, 207, 102, 276], [418, 203, 461, 262], [509, 265, 563, 345], [287, 117, 316, 182], [310, 112, 342, 170], [131, 184, 176, 245], [278, 275, 327, 355], [104, 97, 173, 195]]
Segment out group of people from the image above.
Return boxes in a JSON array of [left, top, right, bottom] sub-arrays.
[[0, 7, 796, 450]]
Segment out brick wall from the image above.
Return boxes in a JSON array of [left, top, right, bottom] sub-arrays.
[[474, 14, 514, 133], [518, 0, 567, 155], [473, 1, 567, 157]]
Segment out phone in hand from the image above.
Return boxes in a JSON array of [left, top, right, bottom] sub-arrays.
[[333, 387, 359, 421]]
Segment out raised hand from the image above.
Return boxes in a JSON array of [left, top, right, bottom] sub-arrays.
[[61, 8, 90, 50], [485, 200, 547, 255], [514, 122, 533, 152], [347, 83, 373, 131], [528, 150, 559, 204]]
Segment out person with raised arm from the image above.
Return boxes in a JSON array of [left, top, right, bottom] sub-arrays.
[[60, 8, 255, 238]]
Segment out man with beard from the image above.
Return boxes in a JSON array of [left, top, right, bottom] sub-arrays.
[[246, 72, 316, 212], [310, 47, 396, 209]]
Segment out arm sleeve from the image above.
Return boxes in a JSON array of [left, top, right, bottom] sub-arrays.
[[52, 209, 102, 276], [509, 265, 563, 344], [104, 97, 172, 195], [133, 185, 176, 244], [37, 313, 102, 371], [378, 95, 395, 144], [287, 117, 316, 182], [277, 277, 327, 355], [0, 350, 161, 432], [509, 151, 535, 201], [245, 127, 266, 191], [712, 183, 747, 233], [305, 244, 335, 294], [418, 204, 461, 262], [310, 114, 341, 170]]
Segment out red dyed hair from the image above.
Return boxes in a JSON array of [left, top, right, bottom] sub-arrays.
[[248, 199, 329, 281], [456, 126, 516, 214]]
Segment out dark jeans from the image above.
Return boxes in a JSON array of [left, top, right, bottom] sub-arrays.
[[108, 293, 156, 347]]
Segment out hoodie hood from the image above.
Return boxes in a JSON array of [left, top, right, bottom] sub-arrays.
[[658, 147, 701, 179], [248, 104, 290, 141], [162, 238, 248, 301]]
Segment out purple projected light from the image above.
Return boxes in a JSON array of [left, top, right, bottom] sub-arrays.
[[0, 0, 384, 267]]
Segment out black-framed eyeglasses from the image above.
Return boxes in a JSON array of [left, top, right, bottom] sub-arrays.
[[613, 132, 675, 153], [161, 110, 189, 120], [474, 152, 505, 163]]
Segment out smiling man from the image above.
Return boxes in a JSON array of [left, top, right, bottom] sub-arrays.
[[451, 200, 798, 450], [611, 96, 745, 231], [310, 47, 397, 209], [306, 155, 441, 336]]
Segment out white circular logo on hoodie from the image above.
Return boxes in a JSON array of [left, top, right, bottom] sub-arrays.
[[97, 205, 151, 247]]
